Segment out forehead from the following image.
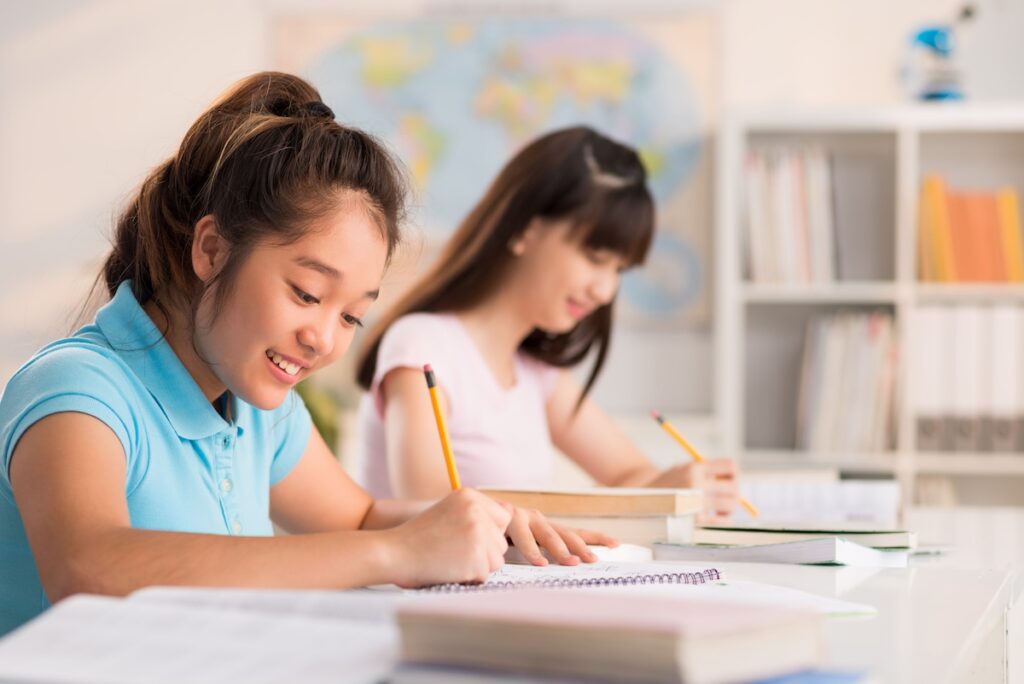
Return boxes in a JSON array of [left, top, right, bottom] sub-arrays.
[[254, 200, 388, 281]]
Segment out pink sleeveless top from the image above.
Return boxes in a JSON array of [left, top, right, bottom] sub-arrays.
[[358, 313, 560, 498]]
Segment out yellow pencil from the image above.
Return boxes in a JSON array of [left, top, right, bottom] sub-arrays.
[[651, 410, 760, 518], [423, 364, 461, 490]]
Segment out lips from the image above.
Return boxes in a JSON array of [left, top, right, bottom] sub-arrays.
[[567, 299, 590, 320], [265, 349, 308, 377]]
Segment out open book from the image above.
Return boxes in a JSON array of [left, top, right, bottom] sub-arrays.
[[397, 588, 824, 684]]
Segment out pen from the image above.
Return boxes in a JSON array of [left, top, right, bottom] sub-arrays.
[[651, 409, 760, 518], [423, 364, 461, 490]]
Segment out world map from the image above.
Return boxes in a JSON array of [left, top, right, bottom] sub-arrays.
[[308, 17, 705, 319]]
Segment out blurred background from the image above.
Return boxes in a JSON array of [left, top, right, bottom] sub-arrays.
[[3, 0, 1024, 518]]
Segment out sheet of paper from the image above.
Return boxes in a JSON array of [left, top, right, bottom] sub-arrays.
[[131, 586, 401, 624], [0, 594, 397, 684]]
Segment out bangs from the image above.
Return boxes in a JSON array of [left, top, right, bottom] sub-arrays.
[[567, 184, 655, 268]]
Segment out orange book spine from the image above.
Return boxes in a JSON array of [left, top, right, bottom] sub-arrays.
[[997, 187, 1024, 282], [921, 176, 956, 281], [946, 190, 973, 281]]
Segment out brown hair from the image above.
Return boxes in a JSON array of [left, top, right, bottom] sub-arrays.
[[92, 71, 406, 332], [355, 126, 654, 404]]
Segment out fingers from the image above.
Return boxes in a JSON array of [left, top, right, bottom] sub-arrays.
[[548, 524, 597, 563], [506, 510, 547, 566], [527, 514, 579, 565], [706, 458, 738, 479], [453, 488, 513, 530], [573, 527, 619, 548]]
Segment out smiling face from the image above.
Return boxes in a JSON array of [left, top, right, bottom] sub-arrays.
[[191, 194, 387, 410], [507, 218, 626, 334]]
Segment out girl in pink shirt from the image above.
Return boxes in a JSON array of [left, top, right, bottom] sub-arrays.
[[356, 127, 739, 544]]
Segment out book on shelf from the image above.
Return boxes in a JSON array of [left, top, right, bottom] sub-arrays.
[[653, 537, 908, 568], [917, 174, 1024, 283], [481, 487, 701, 546], [693, 522, 917, 550], [795, 311, 896, 453], [397, 588, 824, 684], [743, 146, 836, 284], [909, 303, 1024, 453]]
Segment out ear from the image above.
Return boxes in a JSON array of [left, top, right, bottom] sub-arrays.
[[508, 217, 543, 256], [191, 214, 229, 283]]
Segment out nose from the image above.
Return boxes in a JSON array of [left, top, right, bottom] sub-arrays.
[[591, 268, 619, 305], [297, 313, 337, 358]]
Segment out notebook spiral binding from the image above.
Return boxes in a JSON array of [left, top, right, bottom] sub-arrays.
[[425, 568, 721, 593]]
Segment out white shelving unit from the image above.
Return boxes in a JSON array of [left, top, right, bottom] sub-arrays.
[[714, 103, 1024, 506]]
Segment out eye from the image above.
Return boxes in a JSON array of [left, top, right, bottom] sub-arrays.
[[291, 286, 320, 305], [341, 313, 364, 329]]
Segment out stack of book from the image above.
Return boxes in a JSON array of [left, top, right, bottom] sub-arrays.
[[796, 311, 897, 453], [917, 175, 1024, 283], [480, 487, 702, 546], [743, 146, 836, 284]]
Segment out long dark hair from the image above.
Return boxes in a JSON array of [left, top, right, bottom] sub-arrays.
[[90, 71, 406, 332], [356, 126, 654, 403]]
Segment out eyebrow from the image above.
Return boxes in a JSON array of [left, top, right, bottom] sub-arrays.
[[293, 256, 379, 300]]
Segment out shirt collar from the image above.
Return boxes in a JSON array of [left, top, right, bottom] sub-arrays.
[[95, 281, 246, 441]]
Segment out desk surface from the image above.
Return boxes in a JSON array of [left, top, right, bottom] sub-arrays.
[[720, 506, 1024, 683], [0, 507, 1020, 684]]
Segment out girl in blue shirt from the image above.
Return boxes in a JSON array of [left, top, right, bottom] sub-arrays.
[[0, 72, 610, 635]]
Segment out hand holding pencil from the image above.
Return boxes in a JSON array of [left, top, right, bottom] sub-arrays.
[[651, 410, 759, 519]]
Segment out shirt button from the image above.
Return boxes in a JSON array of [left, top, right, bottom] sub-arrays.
[[222, 436, 232, 448], [220, 478, 233, 493], [232, 520, 242, 534]]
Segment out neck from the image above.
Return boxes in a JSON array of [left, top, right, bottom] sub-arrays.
[[143, 296, 227, 405], [456, 286, 537, 382]]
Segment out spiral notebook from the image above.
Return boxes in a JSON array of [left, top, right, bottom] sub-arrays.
[[418, 561, 722, 593]]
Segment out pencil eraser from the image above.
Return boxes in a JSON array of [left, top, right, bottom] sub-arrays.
[[423, 363, 433, 373]]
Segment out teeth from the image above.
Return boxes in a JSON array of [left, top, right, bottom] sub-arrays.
[[267, 350, 300, 376]]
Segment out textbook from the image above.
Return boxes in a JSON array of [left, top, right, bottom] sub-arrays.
[[481, 487, 701, 545], [693, 522, 917, 549], [397, 589, 824, 684], [653, 537, 909, 567], [480, 487, 702, 516]]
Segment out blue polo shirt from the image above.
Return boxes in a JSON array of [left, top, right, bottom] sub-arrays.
[[0, 281, 312, 634]]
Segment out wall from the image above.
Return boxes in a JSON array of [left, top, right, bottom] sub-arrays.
[[2, 0, 1020, 418]]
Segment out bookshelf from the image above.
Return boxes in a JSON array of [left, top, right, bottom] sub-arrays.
[[715, 103, 1024, 507]]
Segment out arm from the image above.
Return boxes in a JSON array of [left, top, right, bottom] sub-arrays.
[[269, 425, 429, 533], [10, 412, 511, 598], [546, 371, 661, 486], [379, 366, 459, 500], [546, 372, 740, 517], [378, 367, 615, 561]]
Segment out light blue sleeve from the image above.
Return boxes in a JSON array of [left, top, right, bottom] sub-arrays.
[[0, 346, 139, 490], [268, 391, 313, 486]]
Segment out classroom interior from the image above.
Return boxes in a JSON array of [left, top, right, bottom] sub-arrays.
[[2, 1, 1024, 681]]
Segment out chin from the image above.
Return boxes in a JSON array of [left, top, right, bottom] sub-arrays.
[[233, 385, 291, 412]]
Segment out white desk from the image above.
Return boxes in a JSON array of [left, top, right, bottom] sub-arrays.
[[713, 506, 1024, 683], [0, 507, 1020, 684]]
